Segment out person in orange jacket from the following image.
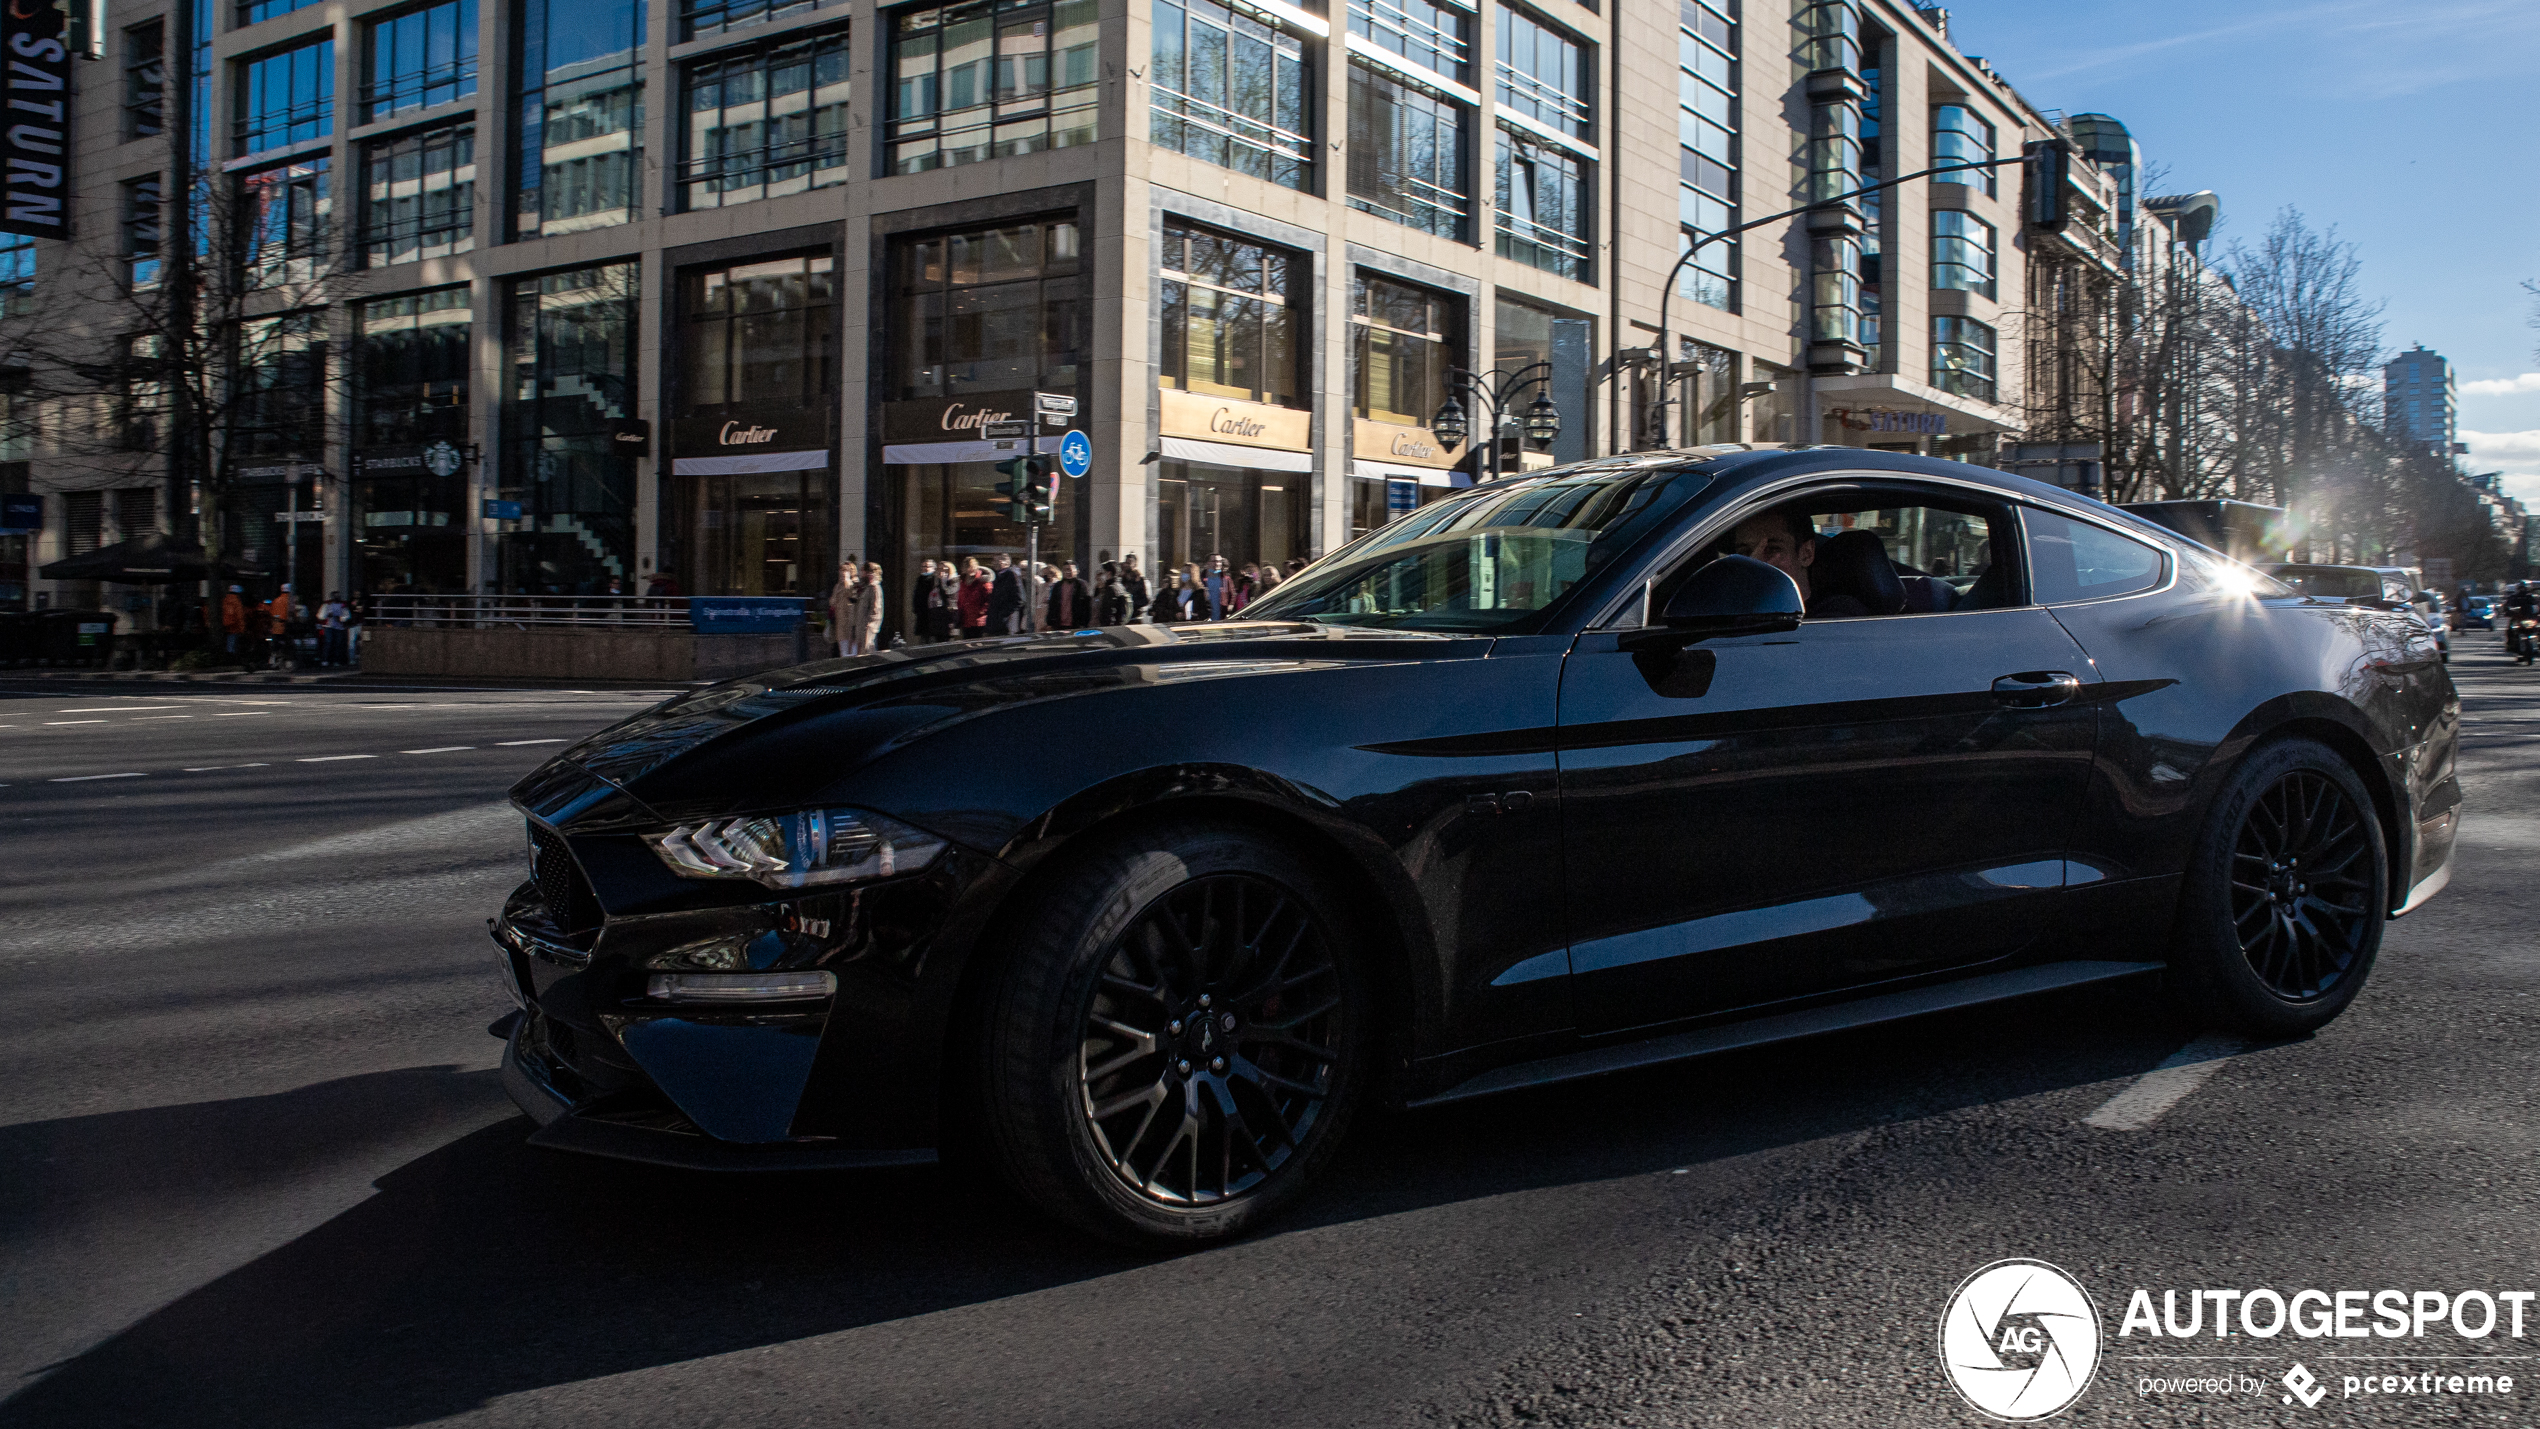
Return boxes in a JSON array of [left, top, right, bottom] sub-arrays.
[[265, 584, 297, 668], [220, 585, 247, 656]]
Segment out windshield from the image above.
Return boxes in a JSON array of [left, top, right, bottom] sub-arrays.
[[1244, 463, 1707, 633], [2269, 565, 2384, 600]]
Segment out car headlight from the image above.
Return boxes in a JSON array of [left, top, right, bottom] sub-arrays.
[[643, 808, 947, 889]]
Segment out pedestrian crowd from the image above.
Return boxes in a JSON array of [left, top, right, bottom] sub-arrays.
[[823, 553, 1305, 656]]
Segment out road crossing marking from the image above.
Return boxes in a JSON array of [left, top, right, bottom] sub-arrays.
[[297, 755, 378, 763], [48, 772, 144, 783], [2083, 1034, 2248, 1131]]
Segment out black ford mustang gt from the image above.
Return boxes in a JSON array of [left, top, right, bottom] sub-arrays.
[[492, 448, 2460, 1243]]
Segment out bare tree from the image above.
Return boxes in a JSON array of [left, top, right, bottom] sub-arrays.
[[0, 161, 351, 585]]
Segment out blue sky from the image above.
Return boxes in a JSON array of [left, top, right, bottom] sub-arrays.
[[1933, 1, 2540, 504]]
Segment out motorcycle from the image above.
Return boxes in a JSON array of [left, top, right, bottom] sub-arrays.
[[2516, 616, 2539, 665]]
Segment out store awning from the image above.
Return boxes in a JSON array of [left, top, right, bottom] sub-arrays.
[[1158, 436, 1313, 472], [1352, 459, 1462, 487], [881, 438, 1026, 466], [672, 448, 831, 476], [37, 532, 267, 584]]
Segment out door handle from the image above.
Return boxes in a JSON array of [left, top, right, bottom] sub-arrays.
[[1991, 671, 2083, 707]]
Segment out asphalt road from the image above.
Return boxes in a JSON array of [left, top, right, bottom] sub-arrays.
[[2, 646, 2535, 1428]]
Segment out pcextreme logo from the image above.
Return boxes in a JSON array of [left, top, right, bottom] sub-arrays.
[[1939, 1259, 2103, 1421]]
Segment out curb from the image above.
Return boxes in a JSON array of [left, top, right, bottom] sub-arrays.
[[0, 668, 360, 684]]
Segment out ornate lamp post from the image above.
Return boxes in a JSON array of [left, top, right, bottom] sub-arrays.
[[1433, 362, 1562, 486]]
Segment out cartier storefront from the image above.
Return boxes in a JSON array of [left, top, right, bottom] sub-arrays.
[[670, 251, 840, 597], [1153, 389, 1309, 578]]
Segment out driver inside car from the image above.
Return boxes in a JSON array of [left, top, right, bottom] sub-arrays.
[[1729, 506, 1869, 619]]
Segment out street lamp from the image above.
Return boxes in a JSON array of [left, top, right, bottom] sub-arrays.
[[1433, 362, 1560, 487]]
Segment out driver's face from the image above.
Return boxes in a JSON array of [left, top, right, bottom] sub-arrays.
[[1731, 517, 1812, 579]]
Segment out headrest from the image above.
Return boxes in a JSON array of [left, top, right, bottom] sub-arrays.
[[1812, 529, 1906, 615]]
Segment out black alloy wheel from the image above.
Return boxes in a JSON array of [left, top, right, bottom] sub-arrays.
[[1077, 875, 1343, 1205], [2226, 770, 2375, 1000], [976, 823, 1369, 1244], [2170, 736, 2386, 1037]]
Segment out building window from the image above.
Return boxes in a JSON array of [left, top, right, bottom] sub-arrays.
[[889, 217, 1082, 398], [1677, 0, 1735, 312], [121, 177, 163, 288], [1931, 315, 1995, 402], [123, 335, 168, 451], [237, 157, 330, 288], [1346, 63, 1468, 240], [680, 253, 837, 411], [1494, 128, 1590, 281], [1933, 103, 1993, 195], [514, 0, 643, 240], [235, 39, 334, 156], [361, 122, 475, 266], [1497, 6, 1587, 139], [1159, 219, 1303, 408], [1351, 272, 1457, 428], [240, 0, 322, 24], [1858, 30, 1883, 365], [1150, 0, 1313, 192], [685, 0, 845, 41], [500, 263, 640, 594], [1348, 0, 1471, 86], [124, 20, 165, 139], [1810, 235, 1858, 345], [1495, 294, 1589, 462], [679, 28, 852, 211], [354, 288, 471, 592], [232, 312, 328, 461], [63, 490, 103, 556], [1932, 209, 1994, 300], [887, 0, 1100, 175], [1805, 92, 1859, 204], [1795, 0, 1857, 72], [366, 0, 478, 123]]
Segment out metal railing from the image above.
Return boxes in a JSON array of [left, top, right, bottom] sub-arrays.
[[367, 593, 697, 629]]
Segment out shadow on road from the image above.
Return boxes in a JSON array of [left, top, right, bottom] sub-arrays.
[[0, 978, 2200, 1428]]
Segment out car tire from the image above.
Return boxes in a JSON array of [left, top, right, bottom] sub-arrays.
[[976, 821, 1372, 1245], [2167, 737, 2386, 1038]]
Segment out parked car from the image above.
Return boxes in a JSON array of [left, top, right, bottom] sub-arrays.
[[495, 450, 2461, 1244]]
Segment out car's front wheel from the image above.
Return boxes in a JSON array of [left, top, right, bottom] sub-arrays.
[[977, 822, 1370, 1244], [2169, 737, 2387, 1037]]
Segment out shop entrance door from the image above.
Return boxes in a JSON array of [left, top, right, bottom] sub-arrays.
[[689, 470, 833, 596]]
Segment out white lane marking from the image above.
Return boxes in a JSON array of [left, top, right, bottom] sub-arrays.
[[134, 715, 195, 720], [2083, 1034, 2249, 1131], [402, 746, 476, 753], [43, 720, 106, 726], [183, 763, 271, 771], [496, 739, 565, 746], [48, 772, 145, 783], [58, 706, 184, 713], [297, 754, 378, 763], [212, 711, 269, 717]]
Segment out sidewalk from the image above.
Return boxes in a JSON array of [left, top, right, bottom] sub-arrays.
[[0, 666, 361, 685]]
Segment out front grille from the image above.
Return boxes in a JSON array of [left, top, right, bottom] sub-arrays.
[[527, 822, 603, 939]]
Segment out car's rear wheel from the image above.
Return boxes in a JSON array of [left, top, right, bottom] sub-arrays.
[[977, 822, 1370, 1244], [2169, 737, 2386, 1036]]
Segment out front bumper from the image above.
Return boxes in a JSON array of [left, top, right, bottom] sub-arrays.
[[489, 833, 1011, 1168]]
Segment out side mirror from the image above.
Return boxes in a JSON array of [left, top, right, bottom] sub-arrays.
[[1629, 555, 1804, 647]]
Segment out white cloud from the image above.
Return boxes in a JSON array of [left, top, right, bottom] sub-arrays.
[[2461, 428, 2540, 463], [2461, 374, 2540, 397]]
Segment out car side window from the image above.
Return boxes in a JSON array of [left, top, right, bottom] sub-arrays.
[[2023, 508, 2165, 604], [1641, 483, 2019, 621]]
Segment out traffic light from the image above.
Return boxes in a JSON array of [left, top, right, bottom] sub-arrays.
[[993, 454, 1049, 524], [2024, 138, 2070, 233], [1026, 470, 1056, 525]]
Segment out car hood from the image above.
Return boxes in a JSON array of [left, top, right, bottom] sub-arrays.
[[531, 621, 1487, 815]]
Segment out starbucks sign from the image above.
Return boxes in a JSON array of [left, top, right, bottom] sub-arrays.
[[423, 440, 465, 479]]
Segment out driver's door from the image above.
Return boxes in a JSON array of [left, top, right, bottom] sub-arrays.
[[1554, 486, 2100, 1036]]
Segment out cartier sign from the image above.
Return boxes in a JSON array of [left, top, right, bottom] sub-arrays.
[[1350, 417, 1460, 470], [672, 405, 831, 459], [881, 391, 1046, 443], [1159, 389, 1311, 452]]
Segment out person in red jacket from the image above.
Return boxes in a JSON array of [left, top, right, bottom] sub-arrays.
[[219, 585, 247, 657], [955, 558, 991, 638]]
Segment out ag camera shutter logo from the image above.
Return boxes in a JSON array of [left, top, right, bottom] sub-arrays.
[[1940, 1259, 2103, 1420]]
